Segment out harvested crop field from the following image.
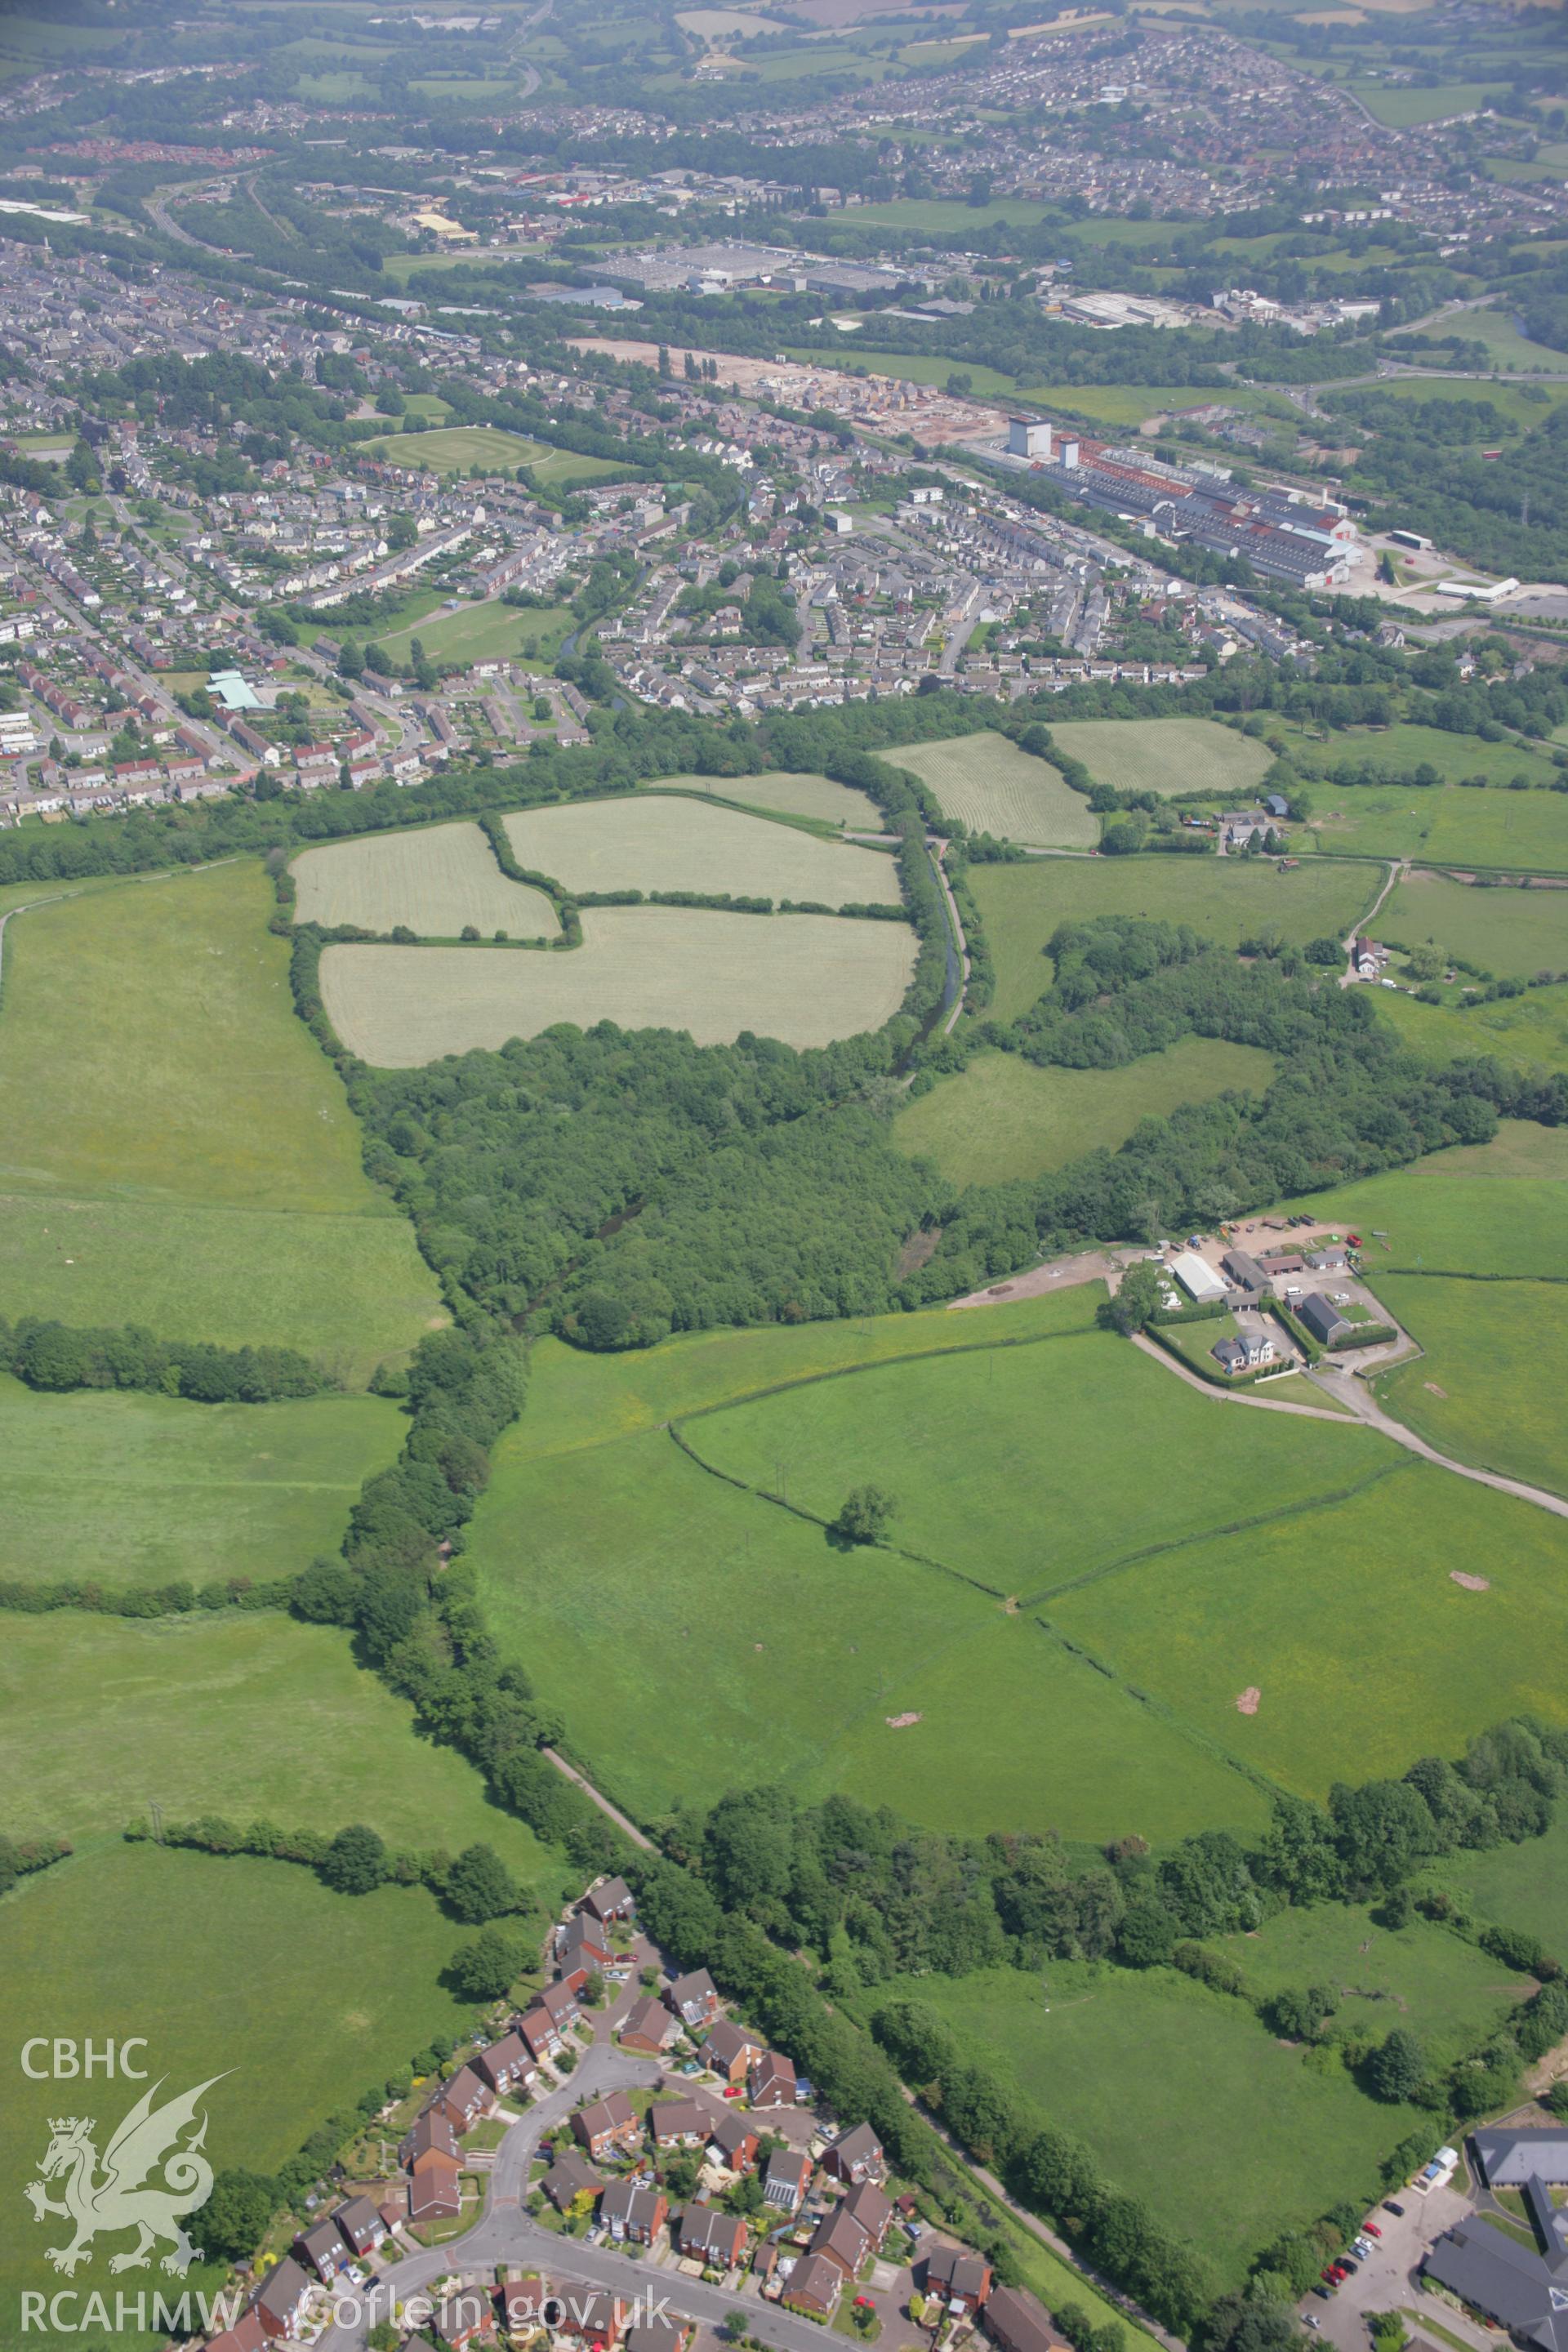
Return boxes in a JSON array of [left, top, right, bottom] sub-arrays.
[[660, 769, 882, 831], [292, 820, 559, 938], [894, 732, 1099, 849], [502, 795, 901, 904], [1044, 717, 1273, 800], [321, 907, 918, 1060]]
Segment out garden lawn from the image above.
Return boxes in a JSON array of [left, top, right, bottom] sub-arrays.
[[873, 1963, 1428, 2291], [292, 820, 559, 938], [894, 733, 1098, 849], [1048, 1459, 1568, 1798], [0, 1610, 555, 1885], [0, 1374, 403, 1590], [970, 857, 1379, 1023], [1374, 983, 1568, 1078], [1381, 871, 1568, 977], [1371, 1274, 1568, 1497], [320, 908, 917, 1061], [1043, 718, 1273, 800], [680, 1322, 1389, 1601], [502, 796, 902, 904], [0, 864, 439, 1376], [1216, 1900, 1531, 2072], [0, 1844, 479, 2348], [893, 1038, 1275, 1187], [656, 770, 882, 831]]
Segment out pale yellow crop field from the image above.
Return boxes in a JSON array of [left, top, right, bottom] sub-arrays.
[[503, 795, 902, 905], [320, 908, 918, 1062], [292, 821, 559, 938], [894, 733, 1099, 849], [1045, 718, 1274, 800]]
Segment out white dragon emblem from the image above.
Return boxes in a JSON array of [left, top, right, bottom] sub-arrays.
[[24, 2075, 227, 2277]]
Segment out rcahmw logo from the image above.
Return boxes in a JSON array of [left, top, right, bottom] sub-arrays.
[[19, 2037, 237, 2334]]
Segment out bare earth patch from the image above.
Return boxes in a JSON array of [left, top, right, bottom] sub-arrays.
[[1451, 1570, 1490, 1591], [1236, 1686, 1262, 1716], [1425, 1381, 1448, 1397], [885, 1712, 924, 1730]]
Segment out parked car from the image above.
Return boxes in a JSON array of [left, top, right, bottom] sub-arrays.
[[1383, 2202, 1405, 2217], [1339, 2259, 1359, 2276], [1362, 2222, 1382, 2238]]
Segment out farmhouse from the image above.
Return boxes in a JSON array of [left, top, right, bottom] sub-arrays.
[[620, 1995, 680, 2056], [667, 1968, 720, 2029], [573, 2091, 641, 2162], [1298, 1293, 1351, 1347], [1212, 1331, 1276, 1374]]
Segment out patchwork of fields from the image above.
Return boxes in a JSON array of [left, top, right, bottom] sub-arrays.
[[970, 854, 1379, 1022], [501, 795, 902, 903], [893, 1036, 1276, 1187], [895, 732, 1099, 849], [1044, 717, 1273, 800], [292, 820, 559, 938], [321, 906, 918, 1059]]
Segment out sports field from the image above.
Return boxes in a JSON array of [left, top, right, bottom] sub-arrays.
[[894, 733, 1099, 849], [466, 1291, 1274, 1845], [970, 856, 1379, 1022], [0, 1845, 480, 2340], [292, 819, 559, 938], [0, 1373, 403, 1590], [1375, 982, 1568, 1077], [363, 423, 544, 471], [378, 596, 576, 667], [660, 769, 883, 831], [0, 1610, 553, 1885], [1049, 1459, 1568, 1798], [320, 908, 918, 1060], [1043, 718, 1273, 800], [893, 1037, 1275, 1187], [1381, 871, 1568, 978], [0, 866, 439, 1375], [868, 1963, 1428, 2292], [501, 795, 902, 904]]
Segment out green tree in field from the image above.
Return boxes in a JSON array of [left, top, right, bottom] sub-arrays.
[[443, 1842, 520, 1922], [1100, 1262, 1167, 1336], [1368, 2026, 1425, 2103], [1305, 937, 1343, 966], [448, 1922, 531, 2001], [832, 1484, 897, 1545], [199, 2167, 276, 2263], [319, 1823, 389, 1895], [1405, 942, 1446, 984]]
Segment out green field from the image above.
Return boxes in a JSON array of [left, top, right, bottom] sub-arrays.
[[0, 1373, 403, 1590], [0, 1845, 480, 2345], [377, 597, 576, 667], [1270, 1127, 1568, 1276], [1425, 1809, 1568, 1958], [866, 1963, 1429, 2290], [363, 423, 550, 472], [655, 769, 882, 831], [292, 819, 559, 938], [893, 1038, 1276, 1186], [1450, 303, 1568, 374], [0, 866, 439, 1376], [1372, 1273, 1568, 1498], [320, 907, 918, 1061], [1043, 718, 1274, 800], [1217, 1899, 1531, 2069], [1307, 786, 1568, 875], [970, 856, 1379, 1022], [1374, 982, 1568, 1078], [0, 1610, 552, 1884], [502, 796, 902, 905], [1049, 1458, 1568, 1798], [894, 733, 1099, 849], [1348, 77, 1501, 124], [467, 1290, 1277, 1844], [1381, 871, 1568, 978]]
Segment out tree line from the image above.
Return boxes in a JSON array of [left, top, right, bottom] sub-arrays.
[[0, 1315, 327, 1404]]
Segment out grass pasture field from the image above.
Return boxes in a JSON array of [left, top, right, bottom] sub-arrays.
[[1424, 1810, 1568, 1960], [0, 1610, 552, 1885], [0, 1373, 403, 1591], [1374, 982, 1568, 1078], [501, 795, 902, 904], [1269, 1125, 1568, 1276], [0, 865, 439, 1375], [466, 1290, 1273, 1843], [862, 1963, 1428, 2291], [1049, 1458, 1568, 1799], [0, 1846, 480, 2345], [320, 907, 918, 1060], [969, 856, 1379, 1022], [1374, 1271, 1568, 1499], [1381, 871, 1568, 978], [661, 768, 884, 831], [292, 820, 559, 938], [1043, 717, 1274, 800], [893, 733, 1098, 849], [893, 1037, 1276, 1187]]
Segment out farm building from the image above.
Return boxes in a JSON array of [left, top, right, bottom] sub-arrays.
[[1170, 1251, 1225, 1303], [1298, 1294, 1351, 1346]]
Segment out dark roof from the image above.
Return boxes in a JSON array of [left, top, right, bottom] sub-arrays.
[[621, 1997, 677, 2046], [843, 2181, 891, 2239], [254, 2258, 312, 2321], [1298, 1292, 1348, 1343], [650, 2098, 712, 2143], [668, 1968, 717, 2012], [679, 2201, 746, 2260], [576, 2090, 637, 2141], [705, 2017, 764, 2067], [584, 1876, 635, 1918], [1425, 2220, 1568, 2352], [928, 2243, 993, 2300], [710, 2110, 759, 2159], [785, 2253, 844, 2310], [334, 2195, 384, 2242], [831, 2123, 884, 2170], [1474, 2130, 1568, 2188], [544, 2151, 604, 2211], [600, 2180, 666, 2230], [985, 2285, 1066, 2352]]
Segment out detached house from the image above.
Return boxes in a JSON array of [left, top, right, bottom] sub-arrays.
[[764, 2149, 813, 2214], [709, 2112, 760, 2176], [333, 2195, 387, 2260], [402, 2109, 463, 2223], [678, 2203, 749, 2272], [650, 2097, 714, 2150], [292, 2218, 351, 2283], [430, 2064, 493, 2133], [204, 2312, 268, 2352], [521, 2004, 569, 2062], [559, 1916, 613, 1985], [703, 2017, 763, 2086], [599, 2180, 668, 2246], [985, 2286, 1071, 2352], [573, 2091, 641, 2163], [926, 2244, 994, 2316], [581, 1876, 635, 1927], [749, 2051, 797, 2109], [620, 1997, 679, 2057], [543, 2151, 604, 2214], [252, 2257, 314, 2341], [808, 2205, 871, 2284], [823, 2123, 884, 2186], [666, 1970, 719, 2030], [783, 2252, 844, 2321], [476, 2029, 540, 2101]]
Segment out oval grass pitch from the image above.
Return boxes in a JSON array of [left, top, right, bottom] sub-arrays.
[[320, 906, 919, 1061], [292, 819, 560, 939]]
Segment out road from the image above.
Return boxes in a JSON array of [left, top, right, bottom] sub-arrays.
[[1339, 861, 1403, 987], [541, 1749, 654, 1851]]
